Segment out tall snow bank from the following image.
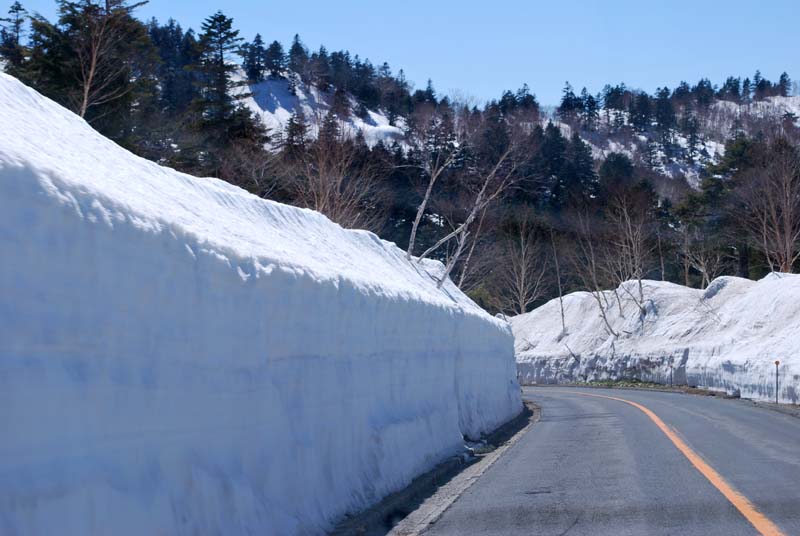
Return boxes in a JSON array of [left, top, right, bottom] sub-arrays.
[[512, 275, 800, 404], [0, 73, 520, 534]]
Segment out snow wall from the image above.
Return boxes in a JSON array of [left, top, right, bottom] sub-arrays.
[[511, 275, 800, 404], [0, 73, 521, 535]]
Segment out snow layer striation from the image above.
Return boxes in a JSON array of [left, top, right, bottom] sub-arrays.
[[0, 73, 520, 535]]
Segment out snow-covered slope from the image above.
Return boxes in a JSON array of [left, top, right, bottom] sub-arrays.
[[0, 73, 520, 534], [234, 71, 405, 147], [550, 95, 800, 188], [511, 274, 800, 404]]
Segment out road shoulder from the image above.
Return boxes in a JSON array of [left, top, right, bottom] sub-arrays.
[[330, 400, 540, 536]]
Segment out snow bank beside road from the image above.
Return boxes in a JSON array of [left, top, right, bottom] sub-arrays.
[[0, 73, 520, 535], [511, 275, 800, 404]]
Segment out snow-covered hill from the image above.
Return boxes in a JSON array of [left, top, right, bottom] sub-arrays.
[[511, 274, 800, 404], [233, 71, 405, 147], [549, 96, 800, 188], [0, 73, 521, 534]]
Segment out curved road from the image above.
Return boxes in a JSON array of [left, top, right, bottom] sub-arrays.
[[424, 387, 800, 536]]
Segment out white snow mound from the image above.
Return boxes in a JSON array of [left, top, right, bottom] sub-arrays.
[[0, 73, 521, 535], [511, 275, 800, 403]]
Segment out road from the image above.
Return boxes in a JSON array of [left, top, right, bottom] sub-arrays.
[[424, 387, 800, 536]]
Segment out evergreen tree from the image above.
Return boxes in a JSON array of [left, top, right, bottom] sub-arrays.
[[599, 152, 634, 191], [149, 19, 199, 115], [420, 79, 436, 103], [753, 70, 769, 100], [264, 40, 285, 77], [692, 78, 715, 108], [196, 11, 244, 126], [318, 109, 341, 146], [672, 81, 692, 107], [778, 72, 791, 97], [537, 122, 567, 207], [515, 83, 539, 112], [282, 109, 308, 162], [681, 109, 700, 164], [741, 77, 752, 104], [630, 92, 652, 132], [240, 33, 266, 82], [654, 86, 676, 152], [718, 76, 741, 103], [562, 132, 597, 203], [310, 44, 331, 90], [288, 33, 307, 76], [580, 87, 599, 131], [331, 87, 350, 117], [557, 82, 582, 124], [193, 9, 266, 171], [0, 1, 27, 69], [22, 0, 156, 136]]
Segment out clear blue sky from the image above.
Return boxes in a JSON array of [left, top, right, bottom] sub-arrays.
[[16, 0, 800, 105]]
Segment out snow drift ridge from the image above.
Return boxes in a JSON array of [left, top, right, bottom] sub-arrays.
[[512, 274, 800, 403], [0, 73, 520, 535]]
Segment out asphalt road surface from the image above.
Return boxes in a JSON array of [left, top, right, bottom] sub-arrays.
[[424, 387, 800, 536]]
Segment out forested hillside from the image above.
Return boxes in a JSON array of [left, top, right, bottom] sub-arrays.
[[2, 0, 799, 314]]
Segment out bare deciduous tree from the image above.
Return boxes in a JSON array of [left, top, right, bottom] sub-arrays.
[[600, 192, 655, 315], [737, 146, 800, 273], [287, 127, 386, 231], [63, 0, 148, 119], [405, 108, 461, 259], [219, 143, 279, 198], [679, 224, 728, 288], [419, 145, 521, 287], [490, 219, 550, 316], [567, 210, 619, 337]]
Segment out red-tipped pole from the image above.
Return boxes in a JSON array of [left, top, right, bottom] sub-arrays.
[[775, 360, 781, 405]]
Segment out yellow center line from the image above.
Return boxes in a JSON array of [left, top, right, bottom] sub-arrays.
[[569, 391, 785, 536]]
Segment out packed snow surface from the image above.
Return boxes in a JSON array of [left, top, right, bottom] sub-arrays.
[[0, 73, 520, 534], [511, 275, 800, 403]]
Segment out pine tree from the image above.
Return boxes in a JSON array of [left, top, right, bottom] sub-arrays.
[[149, 19, 199, 115], [599, 152, 634, 191], [580, 87, 599, 131], [0, 1, 27, 69], [753, 70, 769, 100], [196, 11, 244, 125], [318, 109, 341, 146], [282, 109, 308, 161], [557, 82, 582, 124], [264, 40, 285, 77], [21, 0, 156, 135], [331, 87, 350, 117], [681, 108, 700, 164], [719, 76, 741, 103], [310, 45, 331, 90], [655, 87, 676, 153], [778, 72, 791, 97], [692, 78, 715, 108], [288, 34, 307, 77], [515, 83, 539, 112], [192, 9, 266, 170], [562, 132, 597, 203], [241, 33, 266, 83], [630, 92, 651, 132], [422, 79, 436, 103], [741, 78, 752, 104]]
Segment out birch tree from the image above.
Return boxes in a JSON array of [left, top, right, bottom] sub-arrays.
[[491, 217, 550, 316], [405, 108, 461, 259], [737, 143, 800, 273]]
